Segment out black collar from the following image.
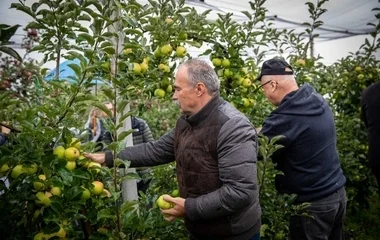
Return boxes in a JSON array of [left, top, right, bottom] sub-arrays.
[[184, 95, 224, 127]]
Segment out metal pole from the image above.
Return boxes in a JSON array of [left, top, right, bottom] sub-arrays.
[[109, 3, 138, 202]]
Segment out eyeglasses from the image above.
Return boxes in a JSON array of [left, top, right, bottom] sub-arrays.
[[259, 79, 272, 89]]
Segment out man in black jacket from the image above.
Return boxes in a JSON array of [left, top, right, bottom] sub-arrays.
[[259, 58, 347, 240], [361, 81, 380, 196], [85, 58, 261, 240]]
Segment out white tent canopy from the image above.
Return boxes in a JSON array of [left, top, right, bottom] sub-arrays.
[[1, 0, 379, 67]]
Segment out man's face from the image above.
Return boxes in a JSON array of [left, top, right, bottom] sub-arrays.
[[172, 66, 198, 115], [260, 75, 277, 106]]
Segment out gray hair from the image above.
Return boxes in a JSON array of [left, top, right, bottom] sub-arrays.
[[181, 58, 220, 95]]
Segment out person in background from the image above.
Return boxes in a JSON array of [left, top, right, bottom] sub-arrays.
[[84, 102, 154, 193], [0, 123, 11, 146], [258, 57, 347, 239], [85, 58, 261, 240], [361, 81, 380, 197]]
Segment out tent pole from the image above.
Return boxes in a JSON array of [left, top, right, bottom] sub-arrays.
[[108, 3, 138, 203]]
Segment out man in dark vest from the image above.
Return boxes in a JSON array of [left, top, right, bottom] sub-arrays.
[[85, 58, 261, 240], [361, 81, 380, 196]]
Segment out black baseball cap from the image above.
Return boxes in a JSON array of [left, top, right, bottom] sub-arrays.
[[257, 58, 294, 81]]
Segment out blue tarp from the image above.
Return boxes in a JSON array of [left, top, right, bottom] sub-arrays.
[[45, 59, 103, 84]]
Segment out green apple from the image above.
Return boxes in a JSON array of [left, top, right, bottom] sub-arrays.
[[212, 58, 222, 67], [222, 59, 231, 68], [35, 192, 51, 207], [295, 59, 306, 67], [171, 189, 180, 197], [158, 63, 170, 72], [242, 78, 252, 88], [65, 161, 76, 171], [156, 195, 172, 209], [70, 138, 81, 149], [33, 233, 49, 240], [54, 226, 66, 238], [160, 44, 173, 55], [133, 63, 141, 74], [64, 147, 80, 161], [154, 47, 162, 58], [91, 181, 104, 195], [176, 46, 186, 58], [11, 164, 25, 179], [54, 146, 66, 159], [166, 85, 173, 93], [123, 48, 132, 55], [0, 163, 10, 173], [33, 174, 46, 190], [24, 163, 38, 175], [140, 62, 148, 72], [87, 162, 101, 174], [154, 88, 166, 98], [81, 187, 91, 200], [50, 186, 62, 196], [242, 98, 250, 108], [101, 189, 111, 198], [178, 31, 188, 40]]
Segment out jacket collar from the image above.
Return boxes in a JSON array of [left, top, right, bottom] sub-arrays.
[[184, 95, 224, 126]]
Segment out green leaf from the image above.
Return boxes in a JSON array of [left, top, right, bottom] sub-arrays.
[[123, 43, 141, 49], [269, 135, 285, 145], [71, 169, 90, 180], [92, 102, 112, 118], [77, 33, 95, 46], [0, 46, 22, 61], [118, 111, 134, 124], [241, 11, 252, 20], [120, 171, 140, 181], [0, 24, 20, 43], [50, 201, 64, 214], [120, 200, 138, 215], [100, 41, 114, 49], [118, 129, 135, 142], [116, 100, 129, 114], [124, 29, 143, 36], [78, 14, 91, 22], [67, 63, 82, 77], [115, 158, 131, 168], [57, 168, 73, 183], [124, 15, 138, 27], [10, 3, 35, 17], [101, 88, 115, 100], [97, 208, 115, 221], [66, 186, 84, 201], [102, 46, 116, 55]]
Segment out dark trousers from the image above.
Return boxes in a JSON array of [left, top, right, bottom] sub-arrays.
[[372, 165, 380, 197], [289, 187, 347, 240]]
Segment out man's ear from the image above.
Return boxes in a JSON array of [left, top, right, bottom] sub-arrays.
[[196, 83, 206, 96], [270, 80, 278, 92]]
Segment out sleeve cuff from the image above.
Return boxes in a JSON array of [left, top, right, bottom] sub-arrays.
[[104, 151, 114, 167], [185, 198, 202, 221]]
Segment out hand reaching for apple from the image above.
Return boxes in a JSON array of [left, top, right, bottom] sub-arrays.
[[83, 152, 106, 164], [159, 194, 186, 222]]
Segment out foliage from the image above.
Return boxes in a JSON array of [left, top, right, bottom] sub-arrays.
[[0, 0, 380, 239], [257, 134, 311, 239], [0, 24, 22, 61]]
